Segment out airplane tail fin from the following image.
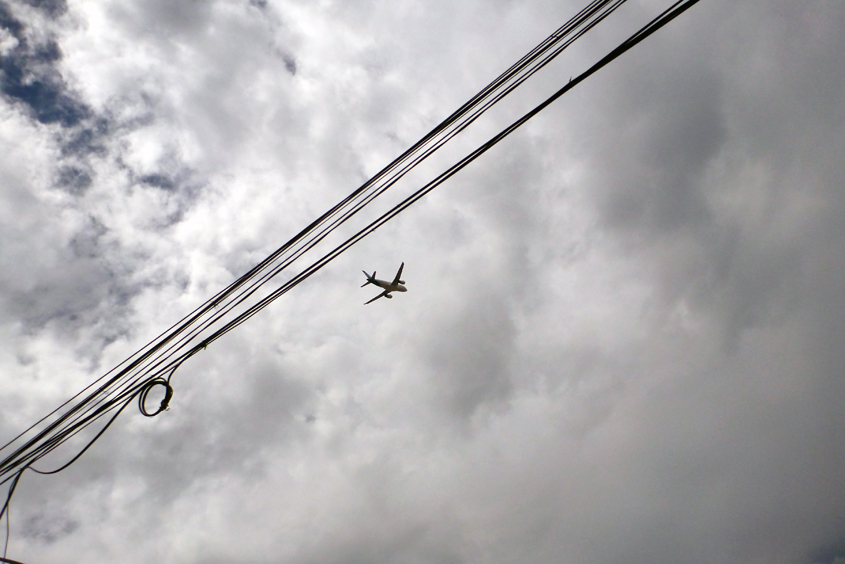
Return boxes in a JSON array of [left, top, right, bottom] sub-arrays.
[[361, 270, 375, 287]]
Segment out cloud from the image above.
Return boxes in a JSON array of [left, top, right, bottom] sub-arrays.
[[0, 2, 86, 126], [1, 0, 845, 563]]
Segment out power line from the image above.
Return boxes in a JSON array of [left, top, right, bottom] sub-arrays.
[[0, 0, 703, 560], [0, 0, 632, 486]]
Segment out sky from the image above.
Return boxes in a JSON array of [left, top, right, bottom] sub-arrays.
[[0, 0, 844, 563]]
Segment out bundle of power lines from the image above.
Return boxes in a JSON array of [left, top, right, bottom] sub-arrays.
[[0, 0, 702, 557]]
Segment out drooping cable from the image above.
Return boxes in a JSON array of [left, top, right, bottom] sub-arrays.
[[0, 0, 633, 486], [0, 0, 704, 559]]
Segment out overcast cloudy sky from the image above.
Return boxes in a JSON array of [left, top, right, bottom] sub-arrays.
[[1, 0, 844, 563]]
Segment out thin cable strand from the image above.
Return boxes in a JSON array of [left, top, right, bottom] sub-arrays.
[[0, 6, 704, 560], [0, 0, 630, 483]]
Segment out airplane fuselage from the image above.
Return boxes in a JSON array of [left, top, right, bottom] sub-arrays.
[[371, 279, 407, 294]]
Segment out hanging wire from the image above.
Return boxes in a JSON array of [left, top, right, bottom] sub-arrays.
[[0, 0, 633, 486], [0, 0, 704, 560]]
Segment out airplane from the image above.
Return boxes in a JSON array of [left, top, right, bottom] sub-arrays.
[[361, 262, 407, 304]]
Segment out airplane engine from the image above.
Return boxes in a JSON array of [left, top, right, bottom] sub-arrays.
[[386, 294, 393, 298], [398, 280, 405, 284]]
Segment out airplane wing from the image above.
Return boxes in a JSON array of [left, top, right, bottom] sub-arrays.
[[391, 262, 405, 285], [365, 290, 388, 305]]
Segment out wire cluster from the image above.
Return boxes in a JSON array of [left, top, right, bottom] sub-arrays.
[[0, 0, 702, 560]]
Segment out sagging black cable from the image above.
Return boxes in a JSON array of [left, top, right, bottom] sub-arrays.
[[0, 0, 632, 486], [0, 6, 705, 558], [0, 374, 171, 489], [0, 1, 705, 559], [0, 0, 626, 477], [0, 376, 172, 562], [16, 0, 701, 475], [0, 352, 186, 488]]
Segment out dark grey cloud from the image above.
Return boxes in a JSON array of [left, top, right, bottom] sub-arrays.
[[112, 0, 214, 42], [56, 164, 92, 195], [20, 511, 79, 545], [422, 289, 516, 420], [0, 192, 118, 334], [61, 122, 108, 158], [0, 2, 87, 127], [139, 172, 176, 191], [20, 0, 66, 18], [0, 0, 20, 34], [583, 28, 727, 235], [282, 52, 296, 75], [539, 3, 845, 562], [813, 546, 845, 564]]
